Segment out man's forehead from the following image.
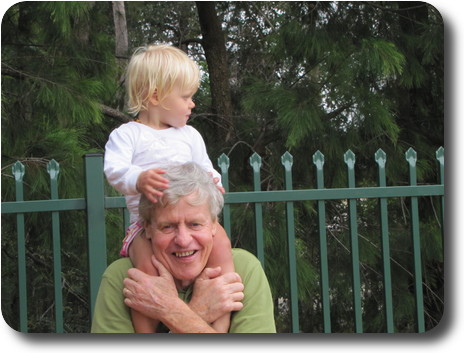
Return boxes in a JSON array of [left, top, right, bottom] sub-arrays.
[[153, 201, 210, 220]]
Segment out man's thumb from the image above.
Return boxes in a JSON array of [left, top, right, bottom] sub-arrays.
[[151, 255, 171, 278]]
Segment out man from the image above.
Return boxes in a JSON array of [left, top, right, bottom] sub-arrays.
[[91, 162, 276, 333]]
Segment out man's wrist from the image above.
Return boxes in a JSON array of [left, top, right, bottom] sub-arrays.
[[162, 299, 216, 333]]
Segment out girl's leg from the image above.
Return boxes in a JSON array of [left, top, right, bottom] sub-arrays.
[[128, 234, 160, 332], [207, 223, 234, 332]]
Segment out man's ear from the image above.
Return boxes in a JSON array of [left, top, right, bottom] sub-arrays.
[[143, 220, 152, 240], [211, 220, 218, 237]]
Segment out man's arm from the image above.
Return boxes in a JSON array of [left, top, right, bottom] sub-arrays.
[[91, 258, 135, 333], [123, 256, 220, 333], [91, 250, 275, 333], [187, 266, 244, 324], [228, 249, 276, 333], [154, 299, 217, 333]]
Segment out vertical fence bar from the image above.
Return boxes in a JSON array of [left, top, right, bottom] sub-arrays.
[[12, 161, 28, 332], [218, 154, 231, 239], [84, 154, 108, 318], [436, 147, 444, 242], [405, 148, 425, 332], [375, 149, 394, 333], [313, 151, 331, 333], [281, 152, 299, 332], [250, 153, 265, 267], [123, 207, 130, 230], [344, 150, 363, 333], [47, 160, 64, 333]]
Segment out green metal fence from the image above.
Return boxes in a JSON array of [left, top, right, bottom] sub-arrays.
[[1, 148, 444, 333]]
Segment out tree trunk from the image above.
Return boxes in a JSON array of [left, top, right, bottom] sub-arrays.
[[195, 1, 234, 141], [111, 1, 129, 112], [112, 1, 129, 59]]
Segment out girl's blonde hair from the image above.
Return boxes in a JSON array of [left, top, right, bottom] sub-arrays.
[[126, 44, 200, 116]]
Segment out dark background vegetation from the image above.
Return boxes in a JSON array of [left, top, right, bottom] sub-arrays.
[[1, 1, 443, 332]]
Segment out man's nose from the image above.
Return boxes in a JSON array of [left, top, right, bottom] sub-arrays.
[[174, 224, 192, 247]]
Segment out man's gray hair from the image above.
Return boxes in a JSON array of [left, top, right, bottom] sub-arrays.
[[139, 162, 224, 223]]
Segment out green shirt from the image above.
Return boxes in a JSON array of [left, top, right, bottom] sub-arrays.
[[91, 248, 276, 333]]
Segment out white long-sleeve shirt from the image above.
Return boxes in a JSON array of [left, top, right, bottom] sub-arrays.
[[104, 122, 221, 223]]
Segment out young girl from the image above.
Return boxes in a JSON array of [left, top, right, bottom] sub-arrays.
[[104, 44, 234, 333]]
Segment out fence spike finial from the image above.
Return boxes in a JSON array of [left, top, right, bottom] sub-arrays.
[[436, 147, 444, 166], [217, 153, 230, 172], [313, 150, 325, 170], [281, 151, 293, 170], [405, 148, 417, 167], [375, 149, 387, 168], [344, 150, 356, 169], [47, 159, 60, 181], [249, 152, 262, 170], [12, 161, 25, 182]]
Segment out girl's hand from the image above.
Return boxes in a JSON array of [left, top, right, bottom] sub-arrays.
[[211, 175, 225, 194], [136, 169, 170, 203]]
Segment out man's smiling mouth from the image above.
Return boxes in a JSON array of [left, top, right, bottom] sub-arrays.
[[174, 250, 196, 258]]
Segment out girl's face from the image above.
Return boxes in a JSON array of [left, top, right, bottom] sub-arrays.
[[154, 85, 196, 129]]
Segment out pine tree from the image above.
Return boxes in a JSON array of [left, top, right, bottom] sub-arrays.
[[1, 1, 121, 331], [1, 1, 443, 332]]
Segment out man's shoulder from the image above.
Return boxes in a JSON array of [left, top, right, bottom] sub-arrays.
[[231, 248, 262, 274], [231, 248, 258, 262], [102, 258, 132, 282]]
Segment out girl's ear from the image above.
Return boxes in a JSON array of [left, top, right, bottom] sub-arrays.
[[149, 89, 159, 106]]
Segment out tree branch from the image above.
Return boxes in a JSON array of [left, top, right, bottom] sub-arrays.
[[100, 104, 131, 123]]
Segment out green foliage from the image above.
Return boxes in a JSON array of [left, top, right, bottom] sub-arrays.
[[2, 1, 443, 333], [1, 1, 120, 332]]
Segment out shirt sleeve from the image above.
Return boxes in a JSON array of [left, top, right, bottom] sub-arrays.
[[104, 124, 142, 195], [91, 258, 135, 333], [187, 127, 222, 186], [229, 249, 277, 333]]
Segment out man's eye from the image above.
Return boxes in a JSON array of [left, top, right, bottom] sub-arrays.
[[189, 223, 203, 230], [160, 225, 174, 233]]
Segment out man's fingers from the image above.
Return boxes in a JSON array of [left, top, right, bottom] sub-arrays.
[[221, 272, 242, 284], [199, 266, 222, 280], [231, 290, 245, 302], [126, 268, 147, 282], [227, 281, 245, 294], [151, 255, 172, 279]]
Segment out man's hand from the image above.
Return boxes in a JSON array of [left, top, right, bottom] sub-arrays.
[[136, 169, 170, 203], [123, 256, 178, 321], [188, 267, 244, 324], [123, 257, 222, 333]]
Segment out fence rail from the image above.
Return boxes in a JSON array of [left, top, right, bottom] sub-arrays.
[[1, 147, 444, 333]]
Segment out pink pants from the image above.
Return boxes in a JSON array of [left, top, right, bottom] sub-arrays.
[[120, 220, 144, 257]]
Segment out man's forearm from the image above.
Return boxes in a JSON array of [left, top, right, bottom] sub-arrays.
[[161, 299, 218, 333]]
